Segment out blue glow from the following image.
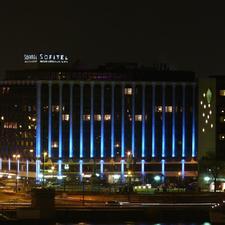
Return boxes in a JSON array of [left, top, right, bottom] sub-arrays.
[[80, 84, 83, 158], [182, 84, 186, 158], [172, 84, 176, 158], [36, 82, 41, 158], [142, 84, 145, 158], [152, 84, 156, 157], [26, 160, 29, 177], [131, 83, 135, 157], [69, 84, 73, 158], [79, 159, 83, 176], [141, 159, 145, 175], [192, 84, 196, 157], [58, 159, 62, 177], [162, 84, 165, 158], [36, 160, 41, 181], [17, 160, 20, 174], [8, 158, 11, 171], [90, 83, 94, 158], [48, 82, 52, 158], [0, 158, 2, 170], [121, 84, 125, 158], [181, 159, 185, 179], [100, 84, 104, 158], [100, 160, 104, 175], [111, 83, 115, 158], [59, 84, 62, 158], [161, 159, 165, 178], [121, 159, 125, 182]]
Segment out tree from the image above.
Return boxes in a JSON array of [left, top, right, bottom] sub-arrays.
[[199, 152, 225, 192]]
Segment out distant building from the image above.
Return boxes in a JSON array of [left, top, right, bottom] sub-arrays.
[[0, 62, 198, 181]]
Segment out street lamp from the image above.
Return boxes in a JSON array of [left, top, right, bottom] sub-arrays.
[[13, 154, 20, 192]]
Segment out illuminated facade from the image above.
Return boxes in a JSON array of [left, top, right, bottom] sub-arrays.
[[0, 64, 198, 181]]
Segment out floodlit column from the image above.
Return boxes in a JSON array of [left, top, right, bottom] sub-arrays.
[[161, 159, 165, 182], [90, 83, 94, 158], [36, 82, 41, 158], [172, 84, 176, 158], [162, 84, 166, 158], [181, 159, 185, 179], [142, 84, 146, 158], [182, 84, 186, 158], [80, 84, 84, 158], [100, 83, 104, 158], [59, 83, 63, 158], [141, 159, 145, 175], [48, 82, 52, 158], [192, 84, 196, 157], [121, 83, 125, 158], [69, 83, 73, 158], [111, 83, 115, 158], [152, 84, 156, 158], [58, 159, 62, 178], [131, 83, 135, 157], [121, 159, 125, 182], [36, 160, 41, 181], [100, 159, 104, 175]]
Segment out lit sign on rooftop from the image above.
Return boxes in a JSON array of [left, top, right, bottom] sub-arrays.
[[24, 53, 69, 64]]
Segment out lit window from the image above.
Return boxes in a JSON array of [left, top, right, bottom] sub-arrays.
[[104, 114, 111, 121], [124, 88, 132, 95], [52, 141, 58, 148], [3, 122, 17, 129], [62, 114, 69, 121], [135, 115, 142, 121], [83, 115, 90, 121], [156, 106, 162, 112], [219, 134, 225, 140], [94, 114, 101, 121], [219, 90, 225, 96], [165, 106, 173, 112]]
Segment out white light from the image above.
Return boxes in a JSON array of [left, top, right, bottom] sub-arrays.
[[202, 128, 205, 132], [154, 175, 161, 181], [202, 113, 205, 117], [208, 104, 210, 108], [209, 110, 212, 115], [200, 101, 203, 105], [205, 120, 208, 124], [96, 173, 100, 177], [211, 124, 213, 128], [57, 176, 63, 180], [1, 116, 4, 120], [112, 174, 120, 179], [207, 115, 210, 119], [204, 176, 210, 182], [204, 105, 206, 109], [203, 93, 206, 97]]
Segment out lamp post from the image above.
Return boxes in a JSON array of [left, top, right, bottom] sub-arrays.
[[42, 152, 47, 187], [13, 154, 20, 193]]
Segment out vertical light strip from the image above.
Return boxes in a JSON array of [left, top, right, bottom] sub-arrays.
[[79, 160, 83, 179], [100, 159, 104, 175], [161, 159, 165, 181], [152, 84, 156, 158], [26, 160, 29, 178], [58, 159, 62, 178], [182, 84, 186, 158], [111, 83, 115, 158], [0, 158, 2, 170], [59, 83, 63, 158], [8, 158, 11, 171], [69, 83, 73, 158], [17, 160, 20, 175], [36, 160, 41, 181], [181, 159, 185, 179], [121, 83, 125, 158], [100, 83, 104, 158], [141, 159, 145, 175], [172, 84, 176, 158], [80, 84, 83, 158], [142, 84, 146, 158], [90, 83, 94, 158], [121, 159, 125, 181], [192, 84, 196, 157], [36, 82, 41, 158], [162, 84, 166, 158], [131, 83, 135, 157], [48, 82, 52, 158]]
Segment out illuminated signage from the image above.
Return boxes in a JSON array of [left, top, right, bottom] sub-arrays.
[[24, 53, 69, 64]]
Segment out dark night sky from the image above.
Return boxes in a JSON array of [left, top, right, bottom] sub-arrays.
[[0, 1, 225, 77]]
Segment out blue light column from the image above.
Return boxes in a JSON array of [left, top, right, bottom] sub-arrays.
[[59, 84, 63, 158], [36, 82, 41, 158], [79, 160, 83, 177], [69, 83, 73, 158], [111, 83, 115, 158], [90, 83, 94, 158], [36, 160, 41, 180], [152, 84, 156, 158], [48, 82, 52, 158], [58, 159, 62, 178], [182, 84, 186, 158], [181, 159, 185, 179], [161, 159, 165, 182], [100, 159, 104, 176], [121, 159, 125, 182], [172, 84, 176, 158], [192, 84, 196, 157], [141, 159, 145, 175], [100, 83, 104, 158], [131, 83, 135, 157], [0, 158, 2, 171], [162, 84, 166, 158], [142, 84, 146, 158], [8, 158, 11, 171], [121, 83, 125, 158], [80, 84, 84, 158]]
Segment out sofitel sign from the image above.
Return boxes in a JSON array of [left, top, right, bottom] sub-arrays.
[[24, 53, 69, 64]]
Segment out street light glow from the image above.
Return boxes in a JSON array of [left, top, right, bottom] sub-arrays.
[[154, 175, 161, 181]]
